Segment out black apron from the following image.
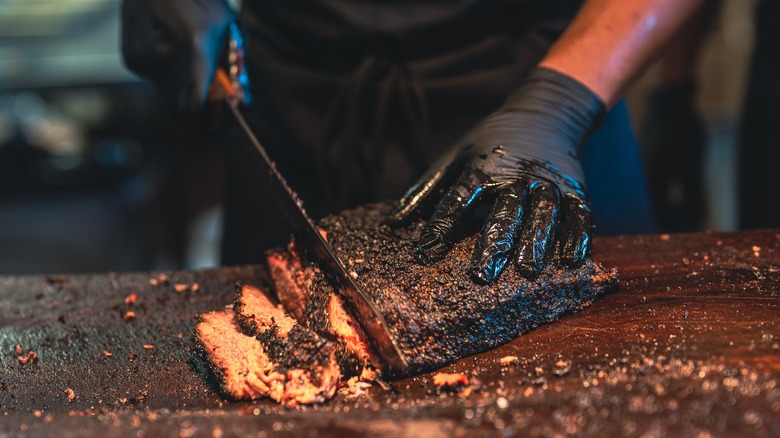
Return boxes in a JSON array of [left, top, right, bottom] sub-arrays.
[[222, 0, 653, 264]]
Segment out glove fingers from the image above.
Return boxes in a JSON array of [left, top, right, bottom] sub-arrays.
[[469, 182, 530, 284], [558, 194, 593, 268], [514, 182, 560, 278], [414, 167, 487, 265], [385, 149, 459, 226]]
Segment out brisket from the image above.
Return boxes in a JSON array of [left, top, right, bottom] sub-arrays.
[[270, 257, 380, 377], [195, 201, 617, 405], [284, 202, 618, 377], [194, 311, 285, 402], [267, 248, 311, 321], [195, 284, 341, 407]]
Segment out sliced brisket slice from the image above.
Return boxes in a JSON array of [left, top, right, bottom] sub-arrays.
[[233, 282, 295, 337], [233, 283, 338, 374], [195, 284, 341, 407], [194, 311, 285, 402], [269, 255, 381, 378], [267, 246, 312, 322], [277, 202, 618, 378]]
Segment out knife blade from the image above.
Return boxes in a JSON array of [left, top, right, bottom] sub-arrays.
[[211, 68, 409, 375]]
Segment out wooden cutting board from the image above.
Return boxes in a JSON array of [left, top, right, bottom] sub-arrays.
[[0, 230, 778, 437]]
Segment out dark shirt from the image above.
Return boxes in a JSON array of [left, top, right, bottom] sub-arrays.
[[237, 0, 584, 208]]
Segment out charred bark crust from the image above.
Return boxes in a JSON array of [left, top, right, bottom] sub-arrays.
[[305, 202, 618, 377]]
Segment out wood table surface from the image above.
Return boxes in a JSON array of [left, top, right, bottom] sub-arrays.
[[0, 230, 778, 437]]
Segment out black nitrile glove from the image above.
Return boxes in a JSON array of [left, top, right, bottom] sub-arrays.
[[121, 0, 235, 112], [386, 67, 604, 284], [642, 79, 706, 232]]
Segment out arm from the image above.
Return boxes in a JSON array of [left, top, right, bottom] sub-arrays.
[[540, 0, 707, 107]]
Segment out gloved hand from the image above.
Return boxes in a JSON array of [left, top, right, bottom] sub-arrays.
[[121, 0, 235, 112], [642, 79, 706, 232], [386, 67, 604, 284]]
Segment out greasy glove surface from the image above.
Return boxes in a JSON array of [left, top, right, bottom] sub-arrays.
[[386, 67, 604, 284], [121, 0, 235, 112]]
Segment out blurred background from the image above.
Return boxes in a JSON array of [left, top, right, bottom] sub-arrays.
[[0, 0, 764, 274], [0, 0, 227, 274]]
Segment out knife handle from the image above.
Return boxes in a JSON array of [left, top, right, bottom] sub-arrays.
[[210, 68, 238, 103], [209, 23, 252, 105]]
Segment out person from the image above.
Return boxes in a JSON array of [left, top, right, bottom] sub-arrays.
[[121, 0, 704, 284]]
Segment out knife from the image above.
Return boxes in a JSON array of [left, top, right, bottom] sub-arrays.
[[210, 67, 409, 375]]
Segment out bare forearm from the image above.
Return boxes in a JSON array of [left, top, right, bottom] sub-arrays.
[[539, 0, 706, 107]]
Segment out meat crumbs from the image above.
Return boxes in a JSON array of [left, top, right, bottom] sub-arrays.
[[433, 372, 469, 388]]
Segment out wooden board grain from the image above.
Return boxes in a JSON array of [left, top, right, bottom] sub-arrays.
[[0, 230, 778, 437]]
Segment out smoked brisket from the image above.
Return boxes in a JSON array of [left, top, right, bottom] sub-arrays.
[[278, 202, 617, 376], [196, 201, 617, 404]]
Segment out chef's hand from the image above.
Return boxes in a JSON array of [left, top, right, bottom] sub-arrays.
[[386, 67, 604, 284], [121, 0, 235, 112], [643, 79, 706, 231]]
